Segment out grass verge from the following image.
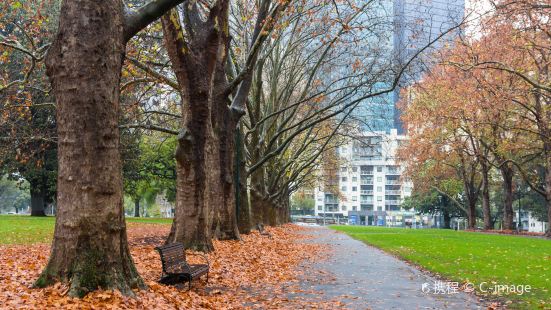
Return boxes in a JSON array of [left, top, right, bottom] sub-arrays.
[[331, 225, 551, 309], [0, 215, 172, 244]]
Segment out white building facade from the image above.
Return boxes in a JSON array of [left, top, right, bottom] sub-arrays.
[[314, 129, 428, 227], [515, 211, 549, 233]]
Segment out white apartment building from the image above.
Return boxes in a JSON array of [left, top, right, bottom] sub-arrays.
[[515, 211, 549, 233], [315, 129, 424, 226]]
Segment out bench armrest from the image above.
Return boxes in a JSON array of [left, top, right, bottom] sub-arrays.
[[188, 252, 210, 268]]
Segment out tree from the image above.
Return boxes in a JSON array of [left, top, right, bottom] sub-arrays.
[[398, 71, 483, 229], [402, 189, 465, 229], [152, 0, 291, 250], [445, 1, 551, 236], [118, 0, 466, 245], [237, 0, 467, 230], [0, 0, 59, 216], [0, 176, 31, 213], [291, 191, 314, 212], [35, 0, 188, 297]]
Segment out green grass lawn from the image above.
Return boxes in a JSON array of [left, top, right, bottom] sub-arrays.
[[0, 215, 172, 245], [332, 225, 551, 309]]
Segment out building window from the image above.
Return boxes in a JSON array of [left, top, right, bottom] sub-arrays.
[[317, 197, 322, 201], [352, 177, 357, 182], [352, 186, 357, 192], [352, 196, 358, 201], [342, 205, 347, 211], [377, 196, 382, 201], [318, 205, 322, 210], [352, 206, 357, 211], [342, 177, 347, 182], [377, 166, 383, 172], [341, 167, 347, 172], [377, 177, 382, 182], [341, 186, 347, 191], [377, 186, 382, 192]]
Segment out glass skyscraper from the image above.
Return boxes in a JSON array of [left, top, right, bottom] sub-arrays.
[[393, 0, 465, 132], [351, 0, 465, 134]]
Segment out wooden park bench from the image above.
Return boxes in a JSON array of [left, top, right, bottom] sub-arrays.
[[155, 243, 209, 289], [257, 223, 272, 238]]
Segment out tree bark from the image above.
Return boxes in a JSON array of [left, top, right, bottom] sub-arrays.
[[481, 161, 492, 230], [30, 187, 47, 217], [35, 0, 143, 297], [467, 199, 477, 230], [211, 48, 240, 241], [500, 164, 515, 230], [263, 201, 277, 226], [161, 4, 239, 251], [250, 186, 266, 227], [462, 178, 478, 230], [236, 126, 251, 234], [442, 209, 451, 229], [134, 200, 140, 217]]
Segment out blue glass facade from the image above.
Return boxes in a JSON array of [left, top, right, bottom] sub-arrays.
[[392, 0, 465, 132], [352, 0, 465, 134]]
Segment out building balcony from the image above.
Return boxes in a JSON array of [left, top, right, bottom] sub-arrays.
[[385, 180, 400, 185], [360, 190, 374, 195], [385, 190, 401, 195], [360, 181, 374, 185], [385, 200, 401, 205], [360, 171, 374, 175]]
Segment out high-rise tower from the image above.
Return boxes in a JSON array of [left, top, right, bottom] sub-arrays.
[[393, 0, 465, 133]]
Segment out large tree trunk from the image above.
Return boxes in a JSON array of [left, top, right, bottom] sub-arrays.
[[467, 200, 477, 230], [274, 191, 291, 224], [134, 200, 140, 217], [35, 0, 143, 297], [481, 161, 492, 230], [165, 93, 217, 251], [263, 201, 277, 226], [463, 179, 478, 230], [236, 126, 251, 234], [211, 51, 240, 241], [30, 187, 47, 217], [33, 0, 186, 297], [161, 4, 238, 251], [442, 209, 451, 229], [500, 164, 515, 230], [250, 188, 265, 228]]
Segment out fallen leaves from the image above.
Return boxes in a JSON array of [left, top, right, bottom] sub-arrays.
[[0, 223, 337, 309]]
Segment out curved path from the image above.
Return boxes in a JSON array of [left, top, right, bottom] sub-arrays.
[[292, 226, 485, 309]]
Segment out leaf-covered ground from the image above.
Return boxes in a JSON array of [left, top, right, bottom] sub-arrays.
[[0, 223, 338, 309]]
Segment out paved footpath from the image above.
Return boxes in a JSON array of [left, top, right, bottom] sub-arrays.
[[292, 226, 485, 309]]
